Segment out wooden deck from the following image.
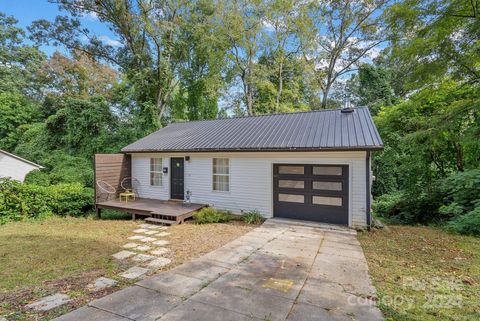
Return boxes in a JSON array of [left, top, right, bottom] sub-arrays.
[[96, 198, 207, 224]]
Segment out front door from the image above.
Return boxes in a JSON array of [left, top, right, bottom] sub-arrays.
[[170, 158, 184, 200]]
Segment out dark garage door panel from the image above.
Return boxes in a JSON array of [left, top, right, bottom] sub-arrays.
[[273, 164, 349, 225]]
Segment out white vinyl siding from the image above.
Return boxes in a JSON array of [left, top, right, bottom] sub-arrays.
[[212, 158, 229, 191], [130, 151, 369, 228], [0, 153, 42, 182]]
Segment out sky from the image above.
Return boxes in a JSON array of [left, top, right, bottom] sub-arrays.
[[1, 0, 119, 56]]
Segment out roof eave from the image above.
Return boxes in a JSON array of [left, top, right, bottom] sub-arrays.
[[121, 146, 384, 154]]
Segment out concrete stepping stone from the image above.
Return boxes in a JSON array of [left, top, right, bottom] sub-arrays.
[[155, 232, 171, 237], [147, 257, 172, 269], [132, 254, 156, 262], [143, 230, 159, 235], [26, 293, 71, 311], [87, 277, 118, 292], [128, 235, 145, 240], [133, 228, 149, 233], [119, 266, 150, 279], [139, 237, 157, 243], [123, 242, 140, 249], [135, 245, 152, 251], [139, 224, 161, 229], [151, 248, 170, 256], [153, 240, 170, 246], [112, 250, 136, 260]]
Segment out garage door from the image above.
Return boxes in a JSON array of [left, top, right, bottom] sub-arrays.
[[273, 164, 349, 225]]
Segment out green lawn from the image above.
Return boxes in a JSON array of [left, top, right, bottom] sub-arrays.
[[358, 226, 480, 321], [0, 216, 136, 291]]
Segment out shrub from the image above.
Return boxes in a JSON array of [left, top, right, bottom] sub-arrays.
[[439, 169, 480, 220], [193, 207, 232, 224], [0, 178, 94, 224], [372, 192, 404, 219], [446, 206, 480, 236], [242, 210, 264, 224]]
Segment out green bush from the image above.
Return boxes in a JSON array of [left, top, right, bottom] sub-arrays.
[[242, 210, 264, 224], [193, 207, 232, 224], [446, 206, 480, 236], [0, 178, 93, 224], [439, 169, 480, 220], [372, 192, 404, 219]]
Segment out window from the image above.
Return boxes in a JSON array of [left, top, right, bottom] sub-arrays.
[[213, 158, 229, 191], [313, 166, 342, 176], [278, 165, 304, 175], [312, 181, 342, 191], [278, 180, 304, 189], [312, 195, 342, 206], [278, 194, 304, 203], [150, 158, 162, 186]]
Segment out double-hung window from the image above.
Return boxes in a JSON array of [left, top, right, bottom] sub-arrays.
[[150, 158, 162, 186], [212, 158, 229, 191]]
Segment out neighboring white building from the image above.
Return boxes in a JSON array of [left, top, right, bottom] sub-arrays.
[[120, 107, 383, 228], [0, 149, 44, 182]]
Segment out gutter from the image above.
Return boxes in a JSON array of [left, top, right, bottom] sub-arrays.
[[366, 150, 371, 228]]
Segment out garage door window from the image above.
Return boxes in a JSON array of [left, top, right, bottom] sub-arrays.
[[278, 165, 304, 175], [313, 166, 342, 176], [279, 194, 304, 203], [278, 180, 304, 189], [313, 181, 342, 191], [312, 195, 342, 206]]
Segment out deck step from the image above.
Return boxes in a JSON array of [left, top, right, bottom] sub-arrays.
[[145, 217, 178, 226]]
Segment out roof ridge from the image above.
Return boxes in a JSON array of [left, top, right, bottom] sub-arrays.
[[169, 107, 367, 125]]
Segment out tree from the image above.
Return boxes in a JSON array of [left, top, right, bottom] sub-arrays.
[[0, 92, 39, 151], [29, 0, 197, 128], [347, 63, 397, 115], [37, 51, 118, 99], [302, 0, 388, 108], [172, 0, 229, 121], [386, 0, 480, 90], [262, 0, 310, 112], [218, 0, 266, 115], [0, 13, 45, 97]]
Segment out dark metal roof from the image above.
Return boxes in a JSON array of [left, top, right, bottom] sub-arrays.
[[122, 107, 383, 153]]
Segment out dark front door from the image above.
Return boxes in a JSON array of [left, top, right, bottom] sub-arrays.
[[170, 158, 184, 200], [273, 164, 349, 225]]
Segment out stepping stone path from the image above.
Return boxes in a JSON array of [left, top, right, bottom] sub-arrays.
[[132, 254, 156, 262], [120, 266, 150, 279], [26, 293, 71, 312], [153, 240, 170, 246], [21, 222, 172, 314], [150, 247, 170, 256], [87, 277, 118, 292], [112, 250, 136, 260], [116, 222, 173, 280], [147, 257, 171, 269], [135, 245, 152, 251]]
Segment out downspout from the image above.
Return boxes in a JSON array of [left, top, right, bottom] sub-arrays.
[[366, 150, 371, 228]]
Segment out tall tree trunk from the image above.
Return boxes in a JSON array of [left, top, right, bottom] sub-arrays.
[[454, 142, 464, 172], [275, 61, 283, 112], [321, 83, 332, 109]]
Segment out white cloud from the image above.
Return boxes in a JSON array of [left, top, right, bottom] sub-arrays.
[[98, 35, 122, 47], [82, 11, 99, 21]]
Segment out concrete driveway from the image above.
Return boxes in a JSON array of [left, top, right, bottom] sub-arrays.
[[55, 219, 382, 321]]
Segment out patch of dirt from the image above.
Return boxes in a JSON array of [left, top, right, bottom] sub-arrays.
[[151, 220, 257, 271]]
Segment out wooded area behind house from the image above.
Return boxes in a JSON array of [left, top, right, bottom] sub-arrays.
[[0, 0, 479, 234]]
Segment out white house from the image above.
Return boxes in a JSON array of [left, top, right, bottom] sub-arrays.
[[120, 107, 383, 228], [0, 149, 44, 182]]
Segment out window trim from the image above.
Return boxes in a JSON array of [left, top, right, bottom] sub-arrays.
[[212, 158, 230, 192], [150, 158, 163, 187]]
